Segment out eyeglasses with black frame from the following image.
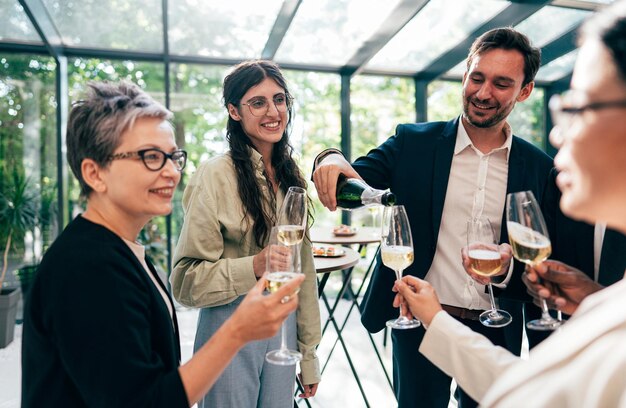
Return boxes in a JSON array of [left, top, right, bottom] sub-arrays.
[[549, 90, 626, 131], [108, 148, 187, 172], [240, 93, 293, 117]]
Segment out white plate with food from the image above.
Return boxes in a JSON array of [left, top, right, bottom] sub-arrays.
[[312, 245, 346, 257]]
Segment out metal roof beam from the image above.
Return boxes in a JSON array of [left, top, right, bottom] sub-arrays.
[[540, 24, 579, 66], [19, 0, 63, 58], [342, 0, 430, 77], [262, 0, 302, 60], [550, 0, 607, 12], [415, 0, 550, 81]]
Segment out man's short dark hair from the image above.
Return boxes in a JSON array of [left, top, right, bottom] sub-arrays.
[[467, 27, 541, 87]]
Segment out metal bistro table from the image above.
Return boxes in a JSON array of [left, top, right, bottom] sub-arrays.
[[310, 227, 391, 408]]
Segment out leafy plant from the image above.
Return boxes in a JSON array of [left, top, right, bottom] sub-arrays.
[[0, 170, 39, 290]]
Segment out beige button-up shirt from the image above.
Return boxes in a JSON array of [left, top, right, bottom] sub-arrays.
[[170, 148, 321, 384], [424, 117, 514, 310]]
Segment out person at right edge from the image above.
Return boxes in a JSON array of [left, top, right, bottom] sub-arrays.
[[312, 28, 567, 408]]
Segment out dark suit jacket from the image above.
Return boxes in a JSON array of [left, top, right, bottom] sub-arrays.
[[543, 168, 626, 285], [543, 168, 595, 279], [356, 118, 554, 333], [22, 216, 188, 408]]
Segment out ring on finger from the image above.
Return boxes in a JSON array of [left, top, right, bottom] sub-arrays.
[[281, 295, 291, 304]]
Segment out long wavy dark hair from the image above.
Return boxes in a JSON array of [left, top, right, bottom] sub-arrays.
[[223, 60, 312, 247]]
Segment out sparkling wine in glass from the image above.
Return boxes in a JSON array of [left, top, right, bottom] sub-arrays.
[[276, 186, 307, 272], [265, 226, 302, 365], [381, 205, 421, 329], [506, 191, 561, 331], [467, 216, 512, 327]]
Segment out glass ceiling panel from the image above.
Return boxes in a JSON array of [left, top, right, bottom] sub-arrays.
[[275, 0, 402, 65], [0, 0, 43, 43], [514, 6, 590, 48], [366, 0, 509, 73], [41, 0, 163, 51], [535, 50, 578, 82], [169, 0, 283, 58], [446, 60, 467, 78]]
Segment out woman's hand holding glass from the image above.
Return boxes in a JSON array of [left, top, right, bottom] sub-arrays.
[[382, 205, 421, 329], [506, 191, 561, 331], [265, 186, 308, 365], [230, 273, 303, 344], [393, 276, 443, 327], [265, 226, 302, 365]]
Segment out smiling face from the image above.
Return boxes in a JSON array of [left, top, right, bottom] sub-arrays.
[[227, 77, 288, 155], [462, 48, 533, 129], [96, 116, 181, 227], [552, 40, 626, 228]]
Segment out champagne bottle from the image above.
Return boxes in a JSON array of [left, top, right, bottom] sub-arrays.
[[336, 174, 396, 210]]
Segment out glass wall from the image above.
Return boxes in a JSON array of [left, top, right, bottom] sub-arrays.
[[351, 75, 415, 159], [285, 70, 342, 226], [66, 58, 169, 275], [168, 63, 229, 263], [0, 54, 58, 287]]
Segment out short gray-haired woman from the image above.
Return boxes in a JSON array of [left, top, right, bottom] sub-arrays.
[[21, 81, 303, 407]]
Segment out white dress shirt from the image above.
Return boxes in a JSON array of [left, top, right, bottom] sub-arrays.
[[424, 116, 514, 310], [124, 238, 174, 324]]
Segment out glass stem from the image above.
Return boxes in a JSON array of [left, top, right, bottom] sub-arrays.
[[396, 269, 403, 319], [487, 282, 498, 312], [279, 322, 288, 351], [295, 242, 301, 273], [540, 299, 552, 320]]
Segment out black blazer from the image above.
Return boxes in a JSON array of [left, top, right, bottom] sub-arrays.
[[544, 168, 626, 285], [356, 118, 555, 332], [22, 216, 188, 408], [543, 168, 595, 278]]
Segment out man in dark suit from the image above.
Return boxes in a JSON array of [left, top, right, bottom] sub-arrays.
[[312, 28, 554, 408]]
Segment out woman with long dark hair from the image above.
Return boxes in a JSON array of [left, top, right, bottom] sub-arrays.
[[171, 60, 321, 407]]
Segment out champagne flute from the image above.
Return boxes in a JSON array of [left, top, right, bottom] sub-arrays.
[[381, 205, 420, 329], [506, 191, 561, 331], [467, 216, 512, 327], [265, 226, 302, 365], [277, 186, 307, 272], [266, 186, 307, 365]]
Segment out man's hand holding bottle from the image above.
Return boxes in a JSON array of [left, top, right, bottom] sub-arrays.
[[313, 150, 396, 211], [312, 152, 361, 211]]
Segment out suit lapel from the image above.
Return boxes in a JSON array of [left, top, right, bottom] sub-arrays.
[[500, 137, 525, 242], [431, 119, 459, 242]]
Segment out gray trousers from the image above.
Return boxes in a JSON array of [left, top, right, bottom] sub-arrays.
[[194, 295, 297, 408]]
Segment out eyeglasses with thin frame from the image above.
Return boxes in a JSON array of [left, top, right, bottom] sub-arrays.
[[108, 148, 187, 172], [549, 91, 626, 131], [240, 93, 293, 117]]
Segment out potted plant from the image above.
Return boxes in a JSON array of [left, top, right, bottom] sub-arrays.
[[0, 170, 38, 348]]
